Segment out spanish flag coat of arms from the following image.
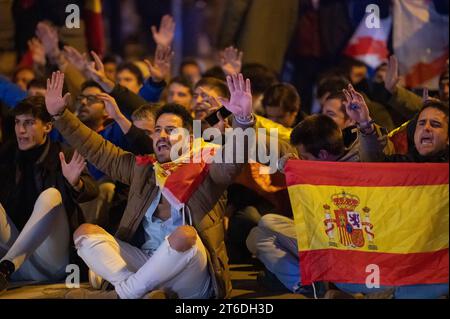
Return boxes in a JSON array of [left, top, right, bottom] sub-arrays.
[[285, 160, 449, 286]]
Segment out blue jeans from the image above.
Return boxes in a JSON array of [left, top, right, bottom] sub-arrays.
[[335, 283, 449, 299]]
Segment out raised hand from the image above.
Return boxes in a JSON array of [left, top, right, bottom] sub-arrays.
[[27, 37, 46, 66], [63, 46, 90, 75], [220, 46, 243, 76], [151, 15, 176, 48], [35, 21, 60, 59], [86, 51, 115, 93], [343, 84, 371, 125], [96, 93, 132, 134], [198, 87, 222, 113], [59, 151, 86, 188], [144, 45, 174, 83], [45, 71, 71, 116], [385, 55, 400, 94], [422, 87, 440, 103], [96, 93, 122, 120], [220, 73, 252, 118]]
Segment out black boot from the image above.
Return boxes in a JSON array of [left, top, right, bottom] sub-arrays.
[[0, 260, 15, 294]]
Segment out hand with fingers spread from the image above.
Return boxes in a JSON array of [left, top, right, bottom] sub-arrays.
[[86, 51, 115, 93], [198, 87, 222, 113], [35, 21, 60, 60], [28, 37, 46, 66], [95, 93, 122, 121], [221, 73, 253, 120], [385, 55, 400, 94], [96, 93, 132, 134], [45, 71, 71, 116], [422, 87, 441, 104], [151, 15, 176, 48], [60, 150, 86, 189], [343, 84, 372, 131], [144, 45, 174, 83], [220, 46, 243, 76], [63, 46, 90, 75]]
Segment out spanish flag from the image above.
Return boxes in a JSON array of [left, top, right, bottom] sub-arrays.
[[136, 138, 220, 210], [285, 160, 449, 286], [84, 0, 105, 56]]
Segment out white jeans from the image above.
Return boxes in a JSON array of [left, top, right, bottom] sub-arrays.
[[0, 188, 70, 282], [75, 229, 212, 299]]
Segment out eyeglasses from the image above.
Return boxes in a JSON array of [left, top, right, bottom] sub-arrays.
[[75, 95, 103, 105]]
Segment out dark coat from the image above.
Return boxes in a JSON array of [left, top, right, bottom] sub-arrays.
[[0, 138, 99, 234]]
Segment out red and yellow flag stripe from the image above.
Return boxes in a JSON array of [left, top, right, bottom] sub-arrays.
[[285, 160, 449, 286]]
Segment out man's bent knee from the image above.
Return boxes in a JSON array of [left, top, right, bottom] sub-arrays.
[[73, 223, 107, 242], [36, 188, 63, 211], [168, 226, 197, 252]]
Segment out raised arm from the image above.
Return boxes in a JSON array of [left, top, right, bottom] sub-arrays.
[[384, 55, 423, 118], [209, 73, 255, 185], [45, 71, 136, 185], [140, 45, 174, 102], [343, 84, 393, 162], [151, 15, 176, 49], [219, 46, 243, 76]]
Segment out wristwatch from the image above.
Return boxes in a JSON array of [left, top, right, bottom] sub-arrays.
[[51, 109, 66, 121], [235, 113, 255, 125], [357, 119, 375, 135]]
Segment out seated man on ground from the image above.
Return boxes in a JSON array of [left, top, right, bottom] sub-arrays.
[[0, 96, 98, 294], [44, 71, 255, 299]]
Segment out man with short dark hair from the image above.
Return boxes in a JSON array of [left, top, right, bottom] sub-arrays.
[[346, 86, 449, 163], [116, 62, 144, 95], [44, 71, 255, 299], [262, 83, 303, 128], [290, 114, 348, 161], [166, 77, 193, 111], [0, 96, 98, 294], [321, 91, 355, 131], [192, 77, 230, 120]]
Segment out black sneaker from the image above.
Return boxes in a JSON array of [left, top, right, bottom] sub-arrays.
[[0, 272, 8, 295], [0, 260, 15, 295]]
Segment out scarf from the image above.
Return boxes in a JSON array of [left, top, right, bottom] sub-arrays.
[[136, 138, 220, 215]]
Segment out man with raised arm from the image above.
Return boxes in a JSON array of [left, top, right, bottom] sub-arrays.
[[45, 71, 255, 299]]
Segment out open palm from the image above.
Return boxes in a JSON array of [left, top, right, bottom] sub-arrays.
[[219, 74, 252, 118], [60, 151, 86, 187], [151, 15, 176, 48], [45, 71, 70, 115]]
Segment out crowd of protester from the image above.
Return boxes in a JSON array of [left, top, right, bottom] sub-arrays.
[[0, 12, 448, 300]]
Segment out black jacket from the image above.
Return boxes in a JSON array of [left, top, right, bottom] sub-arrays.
[[0, 138, 98, 234]]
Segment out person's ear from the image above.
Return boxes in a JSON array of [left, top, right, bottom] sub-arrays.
[[317, 149, 329, 161], [43, 122, 53, 134]]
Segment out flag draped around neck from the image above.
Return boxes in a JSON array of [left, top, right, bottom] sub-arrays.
[[285, 160, 449, 286], [136, 138, 220, 210]]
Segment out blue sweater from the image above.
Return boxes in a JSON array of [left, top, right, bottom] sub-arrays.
[[0, 76, 28, 107], [138, 78, 166, 102]]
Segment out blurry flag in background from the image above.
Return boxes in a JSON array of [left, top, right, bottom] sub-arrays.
[[84, 0, 105, 56], [393, 0, 449, 89], [344, 10, 392, 69]]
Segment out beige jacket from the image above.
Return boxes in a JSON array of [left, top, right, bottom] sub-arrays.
[[54, 109, 255, 299]]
